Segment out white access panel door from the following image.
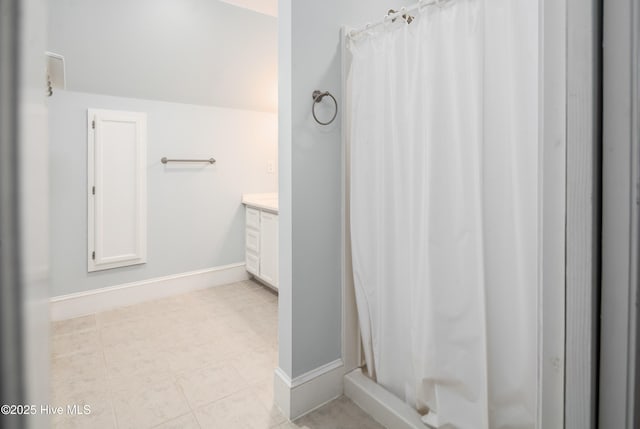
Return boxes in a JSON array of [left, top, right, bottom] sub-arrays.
[[259, 211, 278, 288], [88, 109, 147, 272]]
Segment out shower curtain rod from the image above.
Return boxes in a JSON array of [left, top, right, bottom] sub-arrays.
[[348, 0, 445, 39]]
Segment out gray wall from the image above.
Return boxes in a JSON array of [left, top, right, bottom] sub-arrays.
[[49, 0, 277, 112], [47, 1, 278, 297], [279, 0, 412, 378], [49, 91, 277, 296]]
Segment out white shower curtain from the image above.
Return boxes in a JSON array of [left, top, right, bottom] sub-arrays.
[[347, 1, 538, 428]]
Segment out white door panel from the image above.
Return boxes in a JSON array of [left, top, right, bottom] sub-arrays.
[[88, 109, 147, 271]]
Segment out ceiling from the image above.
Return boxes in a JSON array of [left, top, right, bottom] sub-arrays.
[[218, 0, 277, 17]]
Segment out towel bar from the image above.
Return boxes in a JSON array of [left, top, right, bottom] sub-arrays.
[[161, 157, 216, 164]]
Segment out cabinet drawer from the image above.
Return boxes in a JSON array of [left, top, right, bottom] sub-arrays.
[[246, 251, 259, 275], [245, 229, 260, 253], [246, 207, 260, 230]]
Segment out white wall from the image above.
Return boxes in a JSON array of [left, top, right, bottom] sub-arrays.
[[278, 0, 413, 380], [48, 0, 277, 112], [219, 0, 278, 17], [49, 91, 277, 297]]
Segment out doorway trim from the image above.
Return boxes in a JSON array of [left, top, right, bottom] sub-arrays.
[[599, 0, 640, 427], [564, 0, 601, 428], [0, 2, 26, 426]]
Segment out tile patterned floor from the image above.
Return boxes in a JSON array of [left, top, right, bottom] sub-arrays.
[[51, 280, 384, 429]]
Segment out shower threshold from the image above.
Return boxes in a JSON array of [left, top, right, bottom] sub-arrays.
[[344, 368, 427, 429]]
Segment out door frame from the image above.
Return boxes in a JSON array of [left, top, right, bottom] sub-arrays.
[[564, 0, 601, 428], [599, 0, 640, 427], [0, 0, 50, 428], [0, 2, 27, 427]]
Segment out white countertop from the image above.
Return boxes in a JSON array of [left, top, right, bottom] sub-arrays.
[[242, 192, 278, 213]]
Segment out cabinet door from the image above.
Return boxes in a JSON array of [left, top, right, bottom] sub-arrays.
[[259, 211, 278, 288], [88, 109, 147, 272]]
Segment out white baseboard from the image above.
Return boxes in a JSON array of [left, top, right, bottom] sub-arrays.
[[274, 359, 344, 420], [344, 368, 425, 429], [50, 263, 249, 321]]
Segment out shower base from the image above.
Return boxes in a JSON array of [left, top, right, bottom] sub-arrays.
[[344, 368, 426, 429]]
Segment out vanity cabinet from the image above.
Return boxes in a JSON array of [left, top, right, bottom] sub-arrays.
[[245, 206, 278, 289]]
